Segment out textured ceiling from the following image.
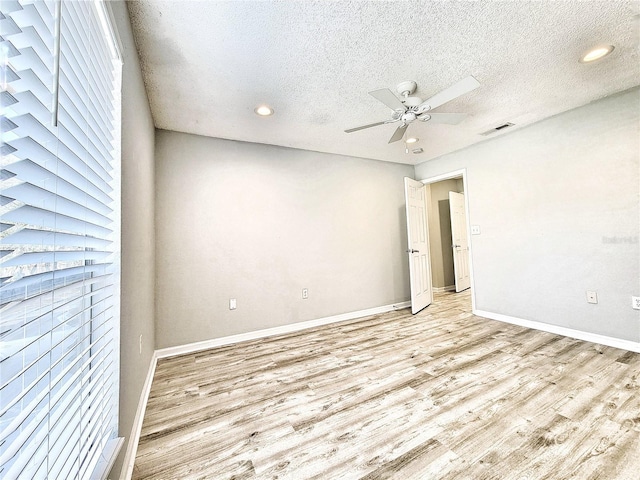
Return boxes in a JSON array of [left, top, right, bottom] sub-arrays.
[[127, 0, 640, 165]]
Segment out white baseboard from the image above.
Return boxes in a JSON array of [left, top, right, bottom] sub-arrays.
[[119, 300, 410, 478], [119, 352, 158, 480], [156, 300, 411, 359], [119, 302, 637, 480], [474, 309, 640, 353], [433, 285, 456, 293]]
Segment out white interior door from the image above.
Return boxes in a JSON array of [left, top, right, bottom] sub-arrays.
[[404, 178, 433, 314], [449, 191, 470, 292]]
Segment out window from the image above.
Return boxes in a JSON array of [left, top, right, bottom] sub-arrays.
[[1, 1, 122, 478]]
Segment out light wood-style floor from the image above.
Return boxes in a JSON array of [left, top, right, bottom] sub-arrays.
[[133, 291, 640, 479]]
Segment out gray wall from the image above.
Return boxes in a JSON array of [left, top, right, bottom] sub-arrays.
[[154, 131, 413, 349], [427, 179, 463, 289], [415, 88, 640, 342], [109, 2, 156, 478]]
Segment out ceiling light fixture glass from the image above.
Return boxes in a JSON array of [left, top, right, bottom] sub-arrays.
[[406, 137, 419, 144], [579, 45, 614, 63], [254, 105, 274, 116]]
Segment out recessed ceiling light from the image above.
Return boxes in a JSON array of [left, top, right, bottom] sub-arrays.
[[254, 105, 274, 116], [579, 45, 614, 63], [406, 137, 419, 144]]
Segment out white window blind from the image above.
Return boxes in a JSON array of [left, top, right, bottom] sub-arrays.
[[0, 1, 122, 479]]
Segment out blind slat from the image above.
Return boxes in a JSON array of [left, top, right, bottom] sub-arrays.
[[58, 79, 115, 152], [1, 249, 111, 268], [2, 225, 112, 249], [1, 283, 113, 369], [3, 89, 53, 126], [0, 265, 110, 304], [3, 159, 113, 216], [1, 203, 113, 237], [6, 137, 114, 204], [8, 113, 114, 194], [2, 65, 53, 110], [2, 180, 113, 226], [8, 2, 55, 47], [1, 286, 114, 418]]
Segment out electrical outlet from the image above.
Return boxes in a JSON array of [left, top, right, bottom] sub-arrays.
[[229, 298, 237, 310], [139, 334, 142, 355], [632, 296, 640, 310], [471, 225, 481, 235], [586, 291, 598, 304], [302, 288, 309, 299]]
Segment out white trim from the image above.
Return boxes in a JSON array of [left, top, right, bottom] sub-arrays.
[[419, 168, 467, 185], [418, 168, 476, 312], [119, 352, 158, 480], [95, 437, 124, 480], [433, 285, 456, 293], [156, 301, 411, 359], [474, 309, 640, 353], [100, 0, 123, 63]]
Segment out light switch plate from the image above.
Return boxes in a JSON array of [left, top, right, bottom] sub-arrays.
[[229, 298, 237, 310], [586, 291, 598, 304]]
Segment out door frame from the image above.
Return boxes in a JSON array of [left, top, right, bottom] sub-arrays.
[[419, 168, 476, 312]]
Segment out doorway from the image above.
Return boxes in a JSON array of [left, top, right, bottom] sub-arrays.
[[420, 169, 475, 310]]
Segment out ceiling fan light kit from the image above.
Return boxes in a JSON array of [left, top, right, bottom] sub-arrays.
[[345, 76, 480, 144]]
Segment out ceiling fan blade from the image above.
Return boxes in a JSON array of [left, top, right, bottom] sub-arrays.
[[420, 76, 480, 110], [422, 112, 468, 125], [344, 121, 388, 133], [388, 124, 408, 143], [369, 89, 407, 112]]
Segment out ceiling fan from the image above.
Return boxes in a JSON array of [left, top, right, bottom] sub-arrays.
[[345, 76, 480, 144]]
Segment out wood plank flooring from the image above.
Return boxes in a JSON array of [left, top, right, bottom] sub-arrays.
[[133, 291, 640, 479]]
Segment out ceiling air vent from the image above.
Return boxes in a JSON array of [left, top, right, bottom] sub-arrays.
[[480, 122, 515, 136], [412, 148, 424, 154]]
